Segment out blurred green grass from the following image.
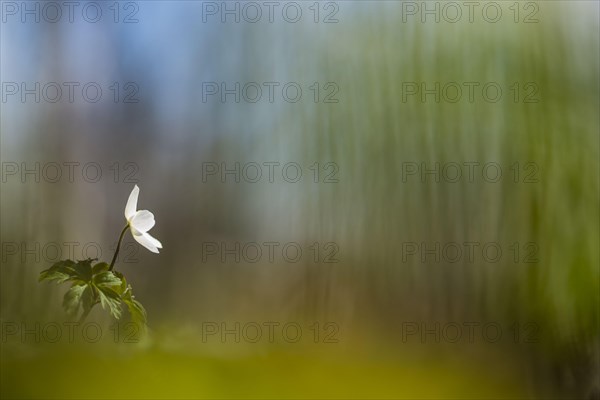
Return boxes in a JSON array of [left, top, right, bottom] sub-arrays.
[[2, 340, 529, 399]]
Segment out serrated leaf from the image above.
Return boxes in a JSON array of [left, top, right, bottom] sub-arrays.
[[41, 258, 148, 325], [124, 298, 147, 328], [72, 259, 95, 282], [113, 271, 128, 295], [62, 284, 93, 317], [93, 271, 122, 289], [92, 262, 110, 274], [122, 286, 147, 328], [39, 270, 71, 284], [97, 286, 123, 319], [39, 260, 77, 283]]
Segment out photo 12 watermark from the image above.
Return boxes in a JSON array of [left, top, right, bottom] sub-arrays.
[[1, 82, 140, 104], [401, 321, 540, 344], [201, 82, 339, 104], [1, 161, 139, 184], [400, 82, 539, 103], [1, 1, 140, 24], [1, 321, 144, 343], [1, 241, 140, 265], [401, 162, 539, 184], [201, 1, 339, 24], [200, 241, 340, 264], [401, 241, 539, 264], [201, 321, 340, 344], [200, 162, 339, 184], [399, 2, 539, 24]]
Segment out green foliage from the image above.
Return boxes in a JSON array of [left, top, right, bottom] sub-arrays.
[[114, 271, 148, 331], [39, 259, 147, 328], [62, 284, 93, 317]]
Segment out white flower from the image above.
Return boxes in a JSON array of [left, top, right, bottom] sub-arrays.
[[125, 185, 162, 254]]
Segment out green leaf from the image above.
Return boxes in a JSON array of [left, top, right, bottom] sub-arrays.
[[71, 258, 95, 282], [97, 286, 123, 320], [41, 258, 147, 325], [94, 271, 126, 320], [124, 298, 147, 328], [39, 270, 71, 284], [112, 271, 128, 295], [62, 284, 93, 317], [93, 271, 122, 289], [92, 262, 110, 274], [81, 286, 95, 317], [39, 260, 77, 283], [122, 285, 147, 328]]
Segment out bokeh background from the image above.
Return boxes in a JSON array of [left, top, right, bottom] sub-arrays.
[[1, 1, 599, 398]]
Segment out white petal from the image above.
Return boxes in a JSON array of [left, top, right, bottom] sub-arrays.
[[132, 231, 162, 254], [130, 210, 155, 233], [125, 185, 139, 220], [145, 232, 163, 249]]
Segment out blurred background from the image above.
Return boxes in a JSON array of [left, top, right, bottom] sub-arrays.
[[1, 1, 599, 398]]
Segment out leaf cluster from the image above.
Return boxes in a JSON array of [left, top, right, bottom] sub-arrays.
[[39, 259, 147, 328]]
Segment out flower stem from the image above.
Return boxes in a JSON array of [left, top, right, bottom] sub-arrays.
[[109, 225, 129, 271]]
